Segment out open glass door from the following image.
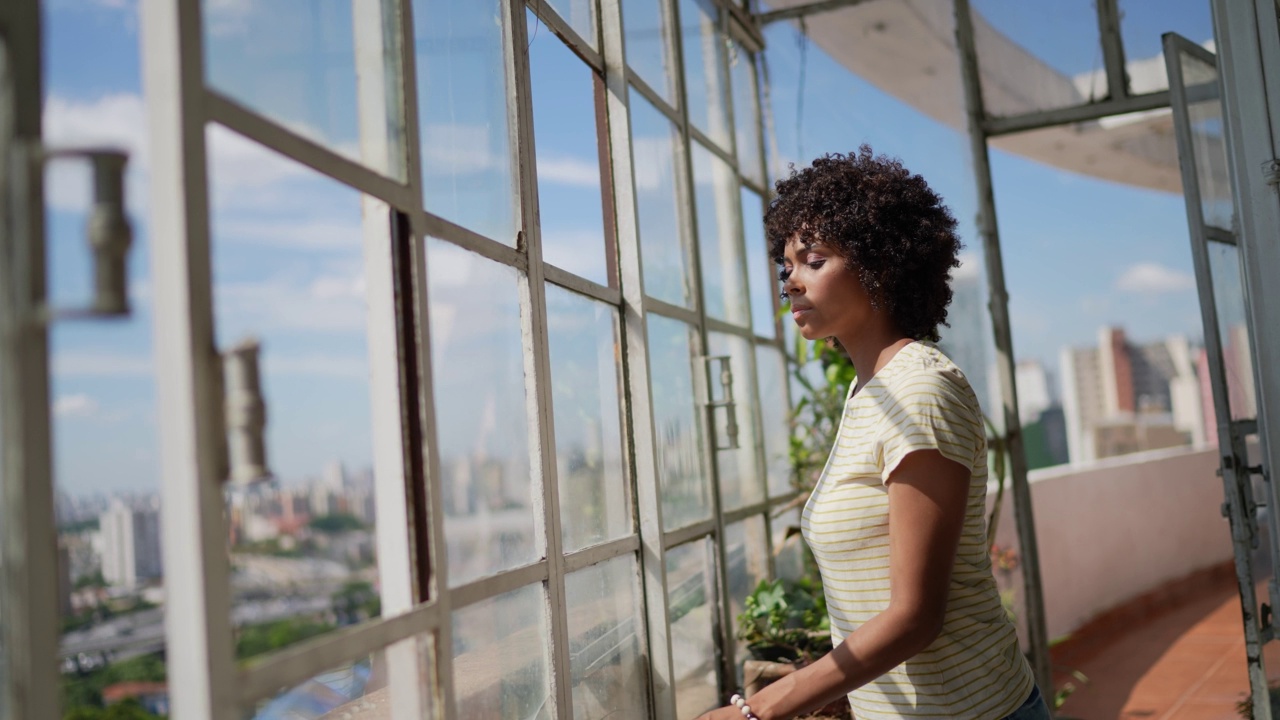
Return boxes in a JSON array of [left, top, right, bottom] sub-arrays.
[[1165, 32, 1274, 720]]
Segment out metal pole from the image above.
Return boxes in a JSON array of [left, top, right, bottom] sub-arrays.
[[952, 0, 1053, 701], [1096, 0, 1129, 101]]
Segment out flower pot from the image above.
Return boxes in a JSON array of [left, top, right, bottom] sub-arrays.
[[742, 659, 853, 719]]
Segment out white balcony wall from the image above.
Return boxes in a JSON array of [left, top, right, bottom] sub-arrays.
[[988, 445, 1233, 642]]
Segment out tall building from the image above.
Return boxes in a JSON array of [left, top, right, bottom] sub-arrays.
[[99, 498, 163, 589], [1060, 327, 1203, 463], [938, 258, 993, 420]]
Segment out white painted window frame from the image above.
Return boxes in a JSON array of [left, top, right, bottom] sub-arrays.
[[140, 0, 792, 718]]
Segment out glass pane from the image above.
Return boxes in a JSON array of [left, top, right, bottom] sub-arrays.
[[741, 188, 773, 338], [1178, 52, 1233, 231], [415, 0, 519, 245], [646, 315, 710, 529], [631, 91, 693, 307], [1120, 0, 1214, 92], [427, 239, 537, 586], [694, 143, 748, 325], [243, 633, 437, 719], [725, 515, 769, 669], [730, 48, 763, 185], [708, 333, 763, 510], [41, 18, 164, 712], [452, 585, 551, 718], [1208, 242, 1257, 421], [539, 0, 597, 49], [755, 345, 792, 498], [667, 540, 718, 719], [206, 127, 384, 657], [203, 0, 405, 178], [971, 0, 1108, 117], [623, 0, 675, 103], [679, 0, 731, 149], [530, 15, 609, 285], [565, 556, 649, 720], [772, 508, 806, 583], [546, 286, 630, 552]]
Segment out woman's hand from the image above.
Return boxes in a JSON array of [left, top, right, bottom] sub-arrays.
[[694, 705, 752, 720]]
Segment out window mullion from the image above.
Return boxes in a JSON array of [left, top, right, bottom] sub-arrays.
[[600, 0, 677, 717], [507, 2, 574, 718], [386, 0, 457, 712], [140, 2, 238, 718]]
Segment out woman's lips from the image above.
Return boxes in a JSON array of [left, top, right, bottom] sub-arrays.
[[791, 306, 812, 320]]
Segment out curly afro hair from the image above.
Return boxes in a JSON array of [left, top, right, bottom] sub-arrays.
[[765, 146, 962, 342]]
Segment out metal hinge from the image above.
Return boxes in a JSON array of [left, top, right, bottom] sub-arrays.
[[1263, 159, 1280, 186]]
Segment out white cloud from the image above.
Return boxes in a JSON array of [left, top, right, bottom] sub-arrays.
[[52, 352, 152, 377], [217, 272, 368, 334], [1115, 262, 1195, 294], [53, 394, 100, 418], [421, 124, 502, 173], [631, 136, 674, 190], [264, 355, 368, 380], [953, 252, 982, 282], [214, 218, 364, 252], [537, 155, 600, 187]]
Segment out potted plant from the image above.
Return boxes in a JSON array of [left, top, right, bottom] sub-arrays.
[[736, 578, 851, 719]]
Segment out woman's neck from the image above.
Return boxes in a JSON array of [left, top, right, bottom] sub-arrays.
[[841, 327, 914, 396]]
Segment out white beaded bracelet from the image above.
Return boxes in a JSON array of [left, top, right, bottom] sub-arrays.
[[729, 692, 760, 720]]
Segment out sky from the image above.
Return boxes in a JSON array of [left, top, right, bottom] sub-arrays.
[[37, 0, 1218, 495]]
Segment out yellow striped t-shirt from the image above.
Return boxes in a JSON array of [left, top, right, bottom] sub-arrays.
[[800, 341, 1033, 719]]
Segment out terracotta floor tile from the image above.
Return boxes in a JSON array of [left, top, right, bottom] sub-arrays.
[[1055, 579, 1251, 720]]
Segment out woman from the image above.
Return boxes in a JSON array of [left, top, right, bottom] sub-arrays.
[[697, 148, 1047, 720]]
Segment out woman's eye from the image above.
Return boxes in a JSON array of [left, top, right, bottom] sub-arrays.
[[807, 260, 825, 270]]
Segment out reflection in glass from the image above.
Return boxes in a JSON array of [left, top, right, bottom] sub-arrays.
[[452, 585, 550, 718], [539, 0, 597, 49], [730, 48, 763, 185], [207, 128, 382, 657], [530, 16, 609, 285], [1179, 53, 1233, 231], [1208, 242, 1257, 421], [647, 315, 710, 529], [725, 516, 769, 668], [631, 91, 693, 307], [679, 0, 731, 149], [623, 0, 674, 103], [709, 333, 763, 510], [415, 0, 519, 245], [427, 239, 536, 586], [565, 557, 650, 720], [243, 634, 436, 719], [694, 143, 748, 325], [667, 540, 719, 719], [203, 0, 404, 177], [970, 0, 1107, 117], [741, 188, 774, 338], [772, 508, 805, 583], [756, 345, 792, 498], [546, 286, 629, 552]]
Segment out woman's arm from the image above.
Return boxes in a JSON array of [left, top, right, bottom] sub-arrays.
[[696, 448, 971, 720]]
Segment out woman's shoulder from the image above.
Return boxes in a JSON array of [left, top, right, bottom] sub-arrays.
[[883, 342, 981, 419]]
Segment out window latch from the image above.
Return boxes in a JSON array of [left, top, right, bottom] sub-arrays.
[[703, 355, 739, 451]]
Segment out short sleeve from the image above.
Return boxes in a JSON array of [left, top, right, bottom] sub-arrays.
[[877, 368, 983, 484]]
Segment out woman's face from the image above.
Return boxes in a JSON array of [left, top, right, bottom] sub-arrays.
[[779, 235, 876, 343]]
